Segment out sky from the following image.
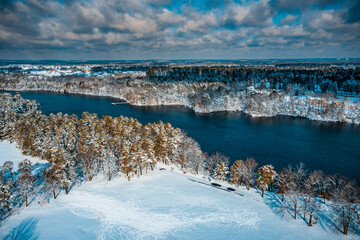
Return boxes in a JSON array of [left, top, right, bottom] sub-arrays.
[[0, 0, 359, 60]]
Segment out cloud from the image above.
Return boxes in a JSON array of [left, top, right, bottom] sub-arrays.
[[0, 0, 359, 59], [279, 14, 299, 25], [270, 0, 342, 11], [344, 0, 360, 23]]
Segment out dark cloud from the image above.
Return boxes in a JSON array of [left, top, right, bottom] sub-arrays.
[[345, 0, 360, 23], [270, 0, 342, 11]]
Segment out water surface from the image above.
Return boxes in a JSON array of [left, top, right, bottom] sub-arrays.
[[6, 91, 360, 181]]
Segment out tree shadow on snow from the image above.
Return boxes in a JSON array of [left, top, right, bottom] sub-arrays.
[[264, 192, 292, 218], [4, 217, 40, 240]]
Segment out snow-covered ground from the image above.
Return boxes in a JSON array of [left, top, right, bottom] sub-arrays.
[[0, 140, 44, 171], [0, 141, 357, 240]]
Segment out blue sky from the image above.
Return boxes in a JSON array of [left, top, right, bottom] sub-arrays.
[[0, 0, 359, 60]]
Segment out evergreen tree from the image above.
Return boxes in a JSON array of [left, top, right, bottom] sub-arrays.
[[213, 162, 229, 181], [61, 159, 77, 194], [257, 164, 277, 198], [44, 163, 63, 199], [0, 177, 13, 216], [230, 160, 246, 186], [103, 150, 118, 181], [17, 159, 35, 207], [2, 160, 14, 180]]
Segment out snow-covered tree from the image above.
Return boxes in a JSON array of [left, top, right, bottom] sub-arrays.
[[302, 170, 322, 226], [285, 163, 307, 219], [257, 164, 277, 198], [141, 139, 156, 173], [2, 160, 14, 180], [244, 157, 258, 190], [0, 178, 13, 216], [207, 152, 229, 176], [61, 158, 77, 194], [44, 163, 63, 199], [230, 160, 246, 186], [213, 162, 229, 182], [17, 159, 35, 207], [103, 150, 118, 181], [275, 169, 291, 202]]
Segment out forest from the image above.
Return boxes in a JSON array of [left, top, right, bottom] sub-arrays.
[[0, 93, 359, 236], [1, 64, 360, 124], [146, 66, 360, 95]]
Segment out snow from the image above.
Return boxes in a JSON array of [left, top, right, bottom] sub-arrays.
[[1, 161, 356, 239], [0, 140, 45, 171]]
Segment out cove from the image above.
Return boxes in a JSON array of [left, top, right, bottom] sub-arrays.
[[5, 91, 360, 181]]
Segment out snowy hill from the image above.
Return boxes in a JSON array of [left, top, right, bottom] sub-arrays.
[[0, 141, 355, 240]]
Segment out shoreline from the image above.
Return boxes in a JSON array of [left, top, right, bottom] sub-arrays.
[[2, 87, 359, 125]]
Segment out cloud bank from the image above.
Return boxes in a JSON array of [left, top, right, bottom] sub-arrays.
[[0, 0, 359, 59]]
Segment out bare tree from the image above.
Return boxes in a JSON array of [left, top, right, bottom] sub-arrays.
[[244, 157, 258, 190], [286, 163, 307, 220], [332, 178, 360, 235], [302, 170, 322, 226], [275, 169, 291, 202]]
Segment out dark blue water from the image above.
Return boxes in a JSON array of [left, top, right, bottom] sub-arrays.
[[7, 91, 360, 181]]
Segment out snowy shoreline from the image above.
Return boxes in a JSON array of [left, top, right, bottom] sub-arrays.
[[2, 86, 360, 125]]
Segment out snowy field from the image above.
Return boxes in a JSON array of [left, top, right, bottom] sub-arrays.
[[0, 140, 45, 170], [0, 141, 358, 240]]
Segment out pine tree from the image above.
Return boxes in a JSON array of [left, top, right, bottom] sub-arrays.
[[44, 163, 63, 199], [230, 160, 246, 186], [17, 159, 35, 207], [2, 161, 14, 180], [0, 178, 13, 215], [213, 162, 229, 182], [207, 152, 229, 176], [61, 158, 77, 194], [141, 139, 156, 173], [257, 164, 277, 198], [103, 150, 118, 181]]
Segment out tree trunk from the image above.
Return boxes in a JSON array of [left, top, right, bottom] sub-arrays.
[[294, 202, 297, 220], [304, 200, 308, 219], [25, 194, 28, 207], [53, 189, 56, 199], [308, 212, 313, 226], [261, 189, 264, 198], [281, 194, 284, 202], [108, 171, 111, 181], [65, 185, 69, 195]]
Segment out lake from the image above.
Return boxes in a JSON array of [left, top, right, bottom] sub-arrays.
[[5, 91, 360, 181]]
